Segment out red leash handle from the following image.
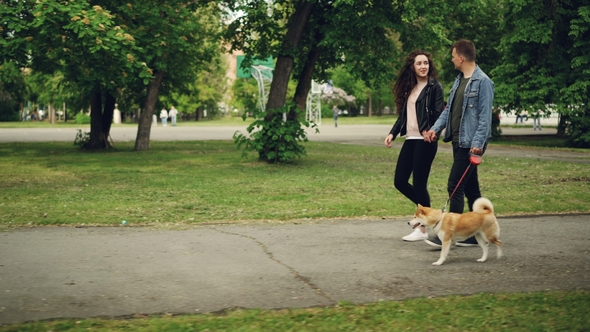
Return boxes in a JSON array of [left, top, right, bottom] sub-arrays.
[[442, 154, 482, 212]]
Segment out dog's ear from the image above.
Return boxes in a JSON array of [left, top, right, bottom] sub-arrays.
[[416, 205, 426, 216]]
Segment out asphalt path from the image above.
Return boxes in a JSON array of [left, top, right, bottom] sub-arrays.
[[1, 125, 589, 325]]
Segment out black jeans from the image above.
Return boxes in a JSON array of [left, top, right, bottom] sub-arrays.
[[448, 143, 482, 213], [394, 139, 438, 207]]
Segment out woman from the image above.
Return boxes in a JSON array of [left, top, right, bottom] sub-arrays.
[[384, 50, 444, 241]]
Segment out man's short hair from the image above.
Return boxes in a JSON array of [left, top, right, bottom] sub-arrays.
[[453, 39, 476, 62]]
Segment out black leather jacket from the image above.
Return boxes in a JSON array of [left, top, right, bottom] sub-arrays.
[[389, 78, 444, 139]]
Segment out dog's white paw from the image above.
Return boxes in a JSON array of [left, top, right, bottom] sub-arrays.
[[432, 261, 443, 266], [477, 258, 487, 262]]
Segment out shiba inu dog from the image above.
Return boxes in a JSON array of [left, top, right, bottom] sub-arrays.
[[409, 197, 502, 265]]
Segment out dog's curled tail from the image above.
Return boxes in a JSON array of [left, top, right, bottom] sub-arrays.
[[473, 197, 494, 215]]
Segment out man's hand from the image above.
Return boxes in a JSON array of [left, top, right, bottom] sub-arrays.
[[384, 134, 394, 148], [423, 130, 437, 143], [470, 147, 483, 155]]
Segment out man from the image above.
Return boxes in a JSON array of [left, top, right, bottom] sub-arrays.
[[169, 106, 179, 126], [332, 105, 339, 128], [423, 39, 494, 247]]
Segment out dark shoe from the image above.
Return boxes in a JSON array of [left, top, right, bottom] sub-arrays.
[[456, 236, 479, 247], [424, 237, 442, 248]]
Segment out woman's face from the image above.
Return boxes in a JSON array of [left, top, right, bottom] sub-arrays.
[[413, 54, 429, 79]]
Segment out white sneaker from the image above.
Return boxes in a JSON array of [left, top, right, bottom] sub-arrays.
[[402, 228, 428, 241]]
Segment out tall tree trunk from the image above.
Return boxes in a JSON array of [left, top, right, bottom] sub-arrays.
[[101, 91, 116, 140], [367, 93, 373, 117], [196, 107, 203, 121], [557, 113, 567, 137], [49, 102, 55, 124], [292, 44, 322, 119], [135, 71, 165, 151], [85, 88, 107, 149], [265, 1, 316, 120]]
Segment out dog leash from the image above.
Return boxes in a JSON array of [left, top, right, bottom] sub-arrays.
[[441, 154, 482, 213]]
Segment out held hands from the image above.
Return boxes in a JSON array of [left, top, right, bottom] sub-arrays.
[[423, 130, 437, 143], [421, 129, 483, 155], [384, 134, 394, 148]]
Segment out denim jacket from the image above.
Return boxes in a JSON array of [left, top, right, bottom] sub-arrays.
[[431, 65, 494, 150]]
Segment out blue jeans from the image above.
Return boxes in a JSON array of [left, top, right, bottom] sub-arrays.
[[171, 116, 177, 126], [533, 117, 541, 130], [161, 117, 167, 126]]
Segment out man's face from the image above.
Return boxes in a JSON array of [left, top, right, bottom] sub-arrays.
[[451, 48, 462, 70]]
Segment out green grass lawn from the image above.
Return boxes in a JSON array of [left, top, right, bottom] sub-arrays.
[[2, 291, 588, 331], [0, 140, 588, 228]]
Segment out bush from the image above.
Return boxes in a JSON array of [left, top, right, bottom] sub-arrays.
[[75, 112, 91, 124], [233, 105, 318, 163], [0, 95, 20, 122], [565, 107, 590, 148], [321, 104, 332, 118], [73, 129, 90, 148]]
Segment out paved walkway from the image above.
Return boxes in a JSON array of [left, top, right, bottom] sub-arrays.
[[2, 215, 589, 324], [1, 125, 589, 325]]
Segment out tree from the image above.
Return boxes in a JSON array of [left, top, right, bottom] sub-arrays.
[[225, 0, 403, 162], [562, 4, 590, 147], [0, 61, 25, 121], [492, 0, 590, 147], [161, 54, 228, 122], [108, 0, 221, 151], [2, 0, 221, 150], [2, 0, 146, 148]]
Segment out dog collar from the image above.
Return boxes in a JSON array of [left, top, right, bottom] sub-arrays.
[[433, 213, 444, 230]]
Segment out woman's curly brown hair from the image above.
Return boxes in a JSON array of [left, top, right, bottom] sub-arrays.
[[392, 50, 439, 114]]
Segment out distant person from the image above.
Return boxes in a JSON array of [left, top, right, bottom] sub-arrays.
[[160, 108, 168, 126], [152, 114, 157, 126], [423, 39, 494, 248], [385, 50, 444, 242], [532, 109, 543, 131], [515, 110, 527, 123], [332, 105, 339, 128], [169, 106, 179, 126]]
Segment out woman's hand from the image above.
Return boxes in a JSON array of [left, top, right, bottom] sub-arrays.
[[384, 134, 394, 148]]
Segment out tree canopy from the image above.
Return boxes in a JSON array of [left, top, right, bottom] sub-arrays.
[[492, 0, 590, 146]]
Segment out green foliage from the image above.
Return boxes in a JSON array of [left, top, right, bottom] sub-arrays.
[[223, 0, 401, 97], [0, 97, 20, 121], [233, 105, 317, 163], [75, 112, 91, 124], [565, 106, 590, 148], [0, 61, 25, 121], [492, 0, 589, 147], [230, 78, 259, 115]]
